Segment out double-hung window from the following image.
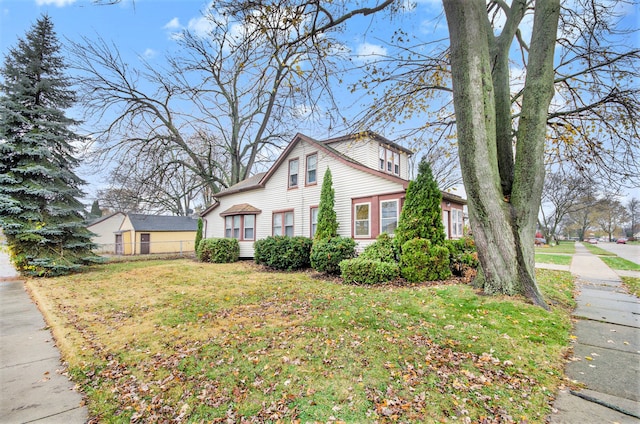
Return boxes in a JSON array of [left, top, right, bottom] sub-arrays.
[[380, 200, 398, 235], [224, 215, 255, 240], [310, 207, 318, 237], [451, 208, 464, 238], [354, 203, 370, 237], [273, 211, 294, 236], [288, 159, 299, 188], [306, 154, 317, 185]]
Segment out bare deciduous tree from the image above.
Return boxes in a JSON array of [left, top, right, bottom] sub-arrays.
[[538, 170, 595, 244]]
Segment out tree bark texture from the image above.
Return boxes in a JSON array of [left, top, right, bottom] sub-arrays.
[[443, 0, 560, 308]]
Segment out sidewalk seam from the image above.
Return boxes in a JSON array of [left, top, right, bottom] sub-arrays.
[[21, 405, 87, 424], [569, 390, 640, 419], [1, 355, 65, 369]]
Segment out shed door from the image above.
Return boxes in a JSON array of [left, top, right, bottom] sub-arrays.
[[115, 234, 123, 255], [140, 233, 150, 254]]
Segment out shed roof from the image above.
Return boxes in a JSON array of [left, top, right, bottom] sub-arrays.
[[126, 214, 198, 232]]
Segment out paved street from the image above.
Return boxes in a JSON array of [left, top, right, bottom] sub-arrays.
[[597, 241, 640, 265]]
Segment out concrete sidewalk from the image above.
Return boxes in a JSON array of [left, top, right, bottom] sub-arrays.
[[0, 246, 88, 423], [550, 243, 640, 423]]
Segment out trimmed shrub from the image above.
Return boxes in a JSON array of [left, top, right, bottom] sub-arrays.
[[445, 236, 479, 276], [197, 238, 239, 263], [254, 236, 312, 271], [360, 233, 398, 263], [339, 257, 400, 284], [310, 236, 356, 275], [400, 238, 451, 283]]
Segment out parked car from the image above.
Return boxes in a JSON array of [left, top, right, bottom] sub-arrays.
[[586, 238, 598, 244], [535, 237, 546, 246], [616, 238, 628, 244]]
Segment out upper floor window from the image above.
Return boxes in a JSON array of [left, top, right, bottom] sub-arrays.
[[288, 158, 299, 188], [306, 153, 317, 185], [379, 145, 400, 176]]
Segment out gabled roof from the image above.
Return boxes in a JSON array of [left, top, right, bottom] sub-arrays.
[[125, 214, 198, 232], [212, 132, 409, 198], [87, 211, 125, 227], [322, 131, 414, 156]]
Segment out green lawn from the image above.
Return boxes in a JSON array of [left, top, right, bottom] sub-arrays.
[[535, 253, 572, 266], [535, 243, 576, 254], [621, 277, 640, 297], [26, 260, 575, 423], [600, 256, 640, 271], [582, 243, 617, 256]]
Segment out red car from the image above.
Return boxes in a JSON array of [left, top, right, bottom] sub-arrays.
[[616, 238, 628, 244]]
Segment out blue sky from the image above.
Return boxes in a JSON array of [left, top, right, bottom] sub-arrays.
[[0, 0, 444, 199], [1, 0, 638, 204]]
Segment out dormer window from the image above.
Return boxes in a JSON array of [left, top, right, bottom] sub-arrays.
[[379, 145, 400, 176]]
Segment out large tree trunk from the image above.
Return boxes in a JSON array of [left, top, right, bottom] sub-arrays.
[[443, 0, 560, 308]]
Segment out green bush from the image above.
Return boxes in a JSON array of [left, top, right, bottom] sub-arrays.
[[445, 236, 479, 276], [254, 236, 312, 271], [339, 257, 400, 284], [197, 238, 239, 263], [400, 238, 451, 283], [310, 236, 356, 275], [360, 233, 398, 263]]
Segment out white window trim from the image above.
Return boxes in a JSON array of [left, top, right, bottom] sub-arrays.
[[354, 202, 371, 238], [380, 199, 399, 235], [288, 158, 299, 188], [306, 153, 317, 185]]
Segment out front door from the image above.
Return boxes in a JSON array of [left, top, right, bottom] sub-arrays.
[[140, 233, 150, 254]]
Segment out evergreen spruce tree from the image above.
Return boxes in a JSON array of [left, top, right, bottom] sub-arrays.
[[394, 158, 446, 249], [89, 200, 102, 219], [314, 167, 338, 240], [0, 15, 98, 276]]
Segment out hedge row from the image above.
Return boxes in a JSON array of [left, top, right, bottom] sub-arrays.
[[196, 234, 477, 285]]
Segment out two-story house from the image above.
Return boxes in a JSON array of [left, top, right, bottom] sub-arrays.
[[200, 132, 466, 258]]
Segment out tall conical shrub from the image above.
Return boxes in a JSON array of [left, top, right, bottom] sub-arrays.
[[314, 167, 338, 240], [394, 158, 446, 248]]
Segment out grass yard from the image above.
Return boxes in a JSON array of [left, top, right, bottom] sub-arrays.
[[581, 243, 617, 256], [27, 260, 575, 423], [600, 256, 640, 272], [621, 277, 640, 297], [534, 243, 576, 255], [534, 253, 572, 266]]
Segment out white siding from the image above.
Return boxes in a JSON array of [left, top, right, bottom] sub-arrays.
[[327, 137, 377, 167], [87, 213, 125, 253], [203, 138, 407, 257]]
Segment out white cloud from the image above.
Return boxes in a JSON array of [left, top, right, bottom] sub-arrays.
[[354, 42, 387, 63], [142, 48, 156, 59], [35, 0, 76, 6], [187, 16, 213, 38], [163, 17, 181, 30]]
